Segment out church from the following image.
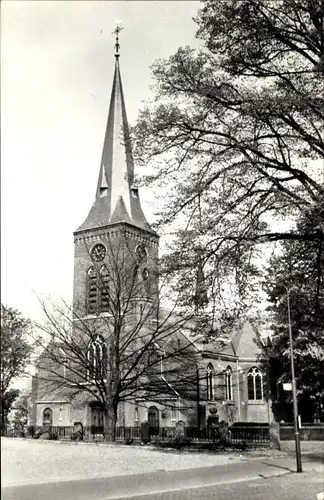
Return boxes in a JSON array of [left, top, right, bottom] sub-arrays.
[[31, 32, 272, 437]]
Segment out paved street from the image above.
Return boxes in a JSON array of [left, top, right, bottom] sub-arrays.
[[109, 473, 324, 500], [1, 438, 323, 500]]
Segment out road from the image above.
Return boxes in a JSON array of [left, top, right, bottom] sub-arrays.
[[109, 473, 324, 500]]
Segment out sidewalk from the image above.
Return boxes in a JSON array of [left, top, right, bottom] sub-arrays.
[[280, 440, 323, 454]]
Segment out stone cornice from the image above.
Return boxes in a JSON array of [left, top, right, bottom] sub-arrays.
[[201, 352, 237, 361], [237, 356, 260, 363], [36, 400, 69, 404], [74, 221, 159, 247]]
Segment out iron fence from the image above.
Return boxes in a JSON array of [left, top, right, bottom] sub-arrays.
[[2, 423, 273, 446], [230, 425, 270, 445], [115, 426, 141, 441]]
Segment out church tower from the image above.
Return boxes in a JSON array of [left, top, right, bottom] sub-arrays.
[[73, 29, 159, 319]]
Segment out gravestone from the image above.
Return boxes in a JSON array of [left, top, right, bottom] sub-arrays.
[[175, 420, 185, 438], [73, 422, 83, 441], [218, 420, 230, 446], [269, 421, 280, 449], [207, 408, 219, 440]]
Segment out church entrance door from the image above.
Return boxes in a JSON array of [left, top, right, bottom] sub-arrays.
[[90, 404, 104, 434], [148, 406, 159, 435]]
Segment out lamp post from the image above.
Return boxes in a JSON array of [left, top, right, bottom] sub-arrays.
[[283, 284, 302, 473], [265, 281, 302, 472]]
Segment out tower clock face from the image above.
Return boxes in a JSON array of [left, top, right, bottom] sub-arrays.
[[91, 243, 106, 262], [136, 244, 147, 263]]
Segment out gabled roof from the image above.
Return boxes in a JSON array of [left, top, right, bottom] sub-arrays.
[[178, 317, 267, 360]]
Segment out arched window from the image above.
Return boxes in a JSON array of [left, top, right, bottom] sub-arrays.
[[225, 366, 233, 401], [43, 408, 52, 425], [88, 266, 110, 314], [247, 367, 263, 400], [87, 336, 108, 381], [206, 363, 214, 400], [99, 265, 109, 312], [88, 267, 98, 314], [134, 407, 139, 422]]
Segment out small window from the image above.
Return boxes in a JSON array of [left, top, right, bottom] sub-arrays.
[[134, 408, 139, 422], [142, 268, 151, 296], [159, 354, 164, 374], [247, 367, 263, 401], [142, 268, 149, 280], [206, 363, 214, 400], [133, 264, 139, 280], [171, 407, 177, 421]]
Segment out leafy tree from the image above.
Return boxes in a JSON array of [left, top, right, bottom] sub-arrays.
[[1, 305, 32, 432], [12, 393, 30, 434], [133, 0, 324, 321], [34, 236, 200, 441], [262, 198, 324, 422], [1, 389, 20, 434]]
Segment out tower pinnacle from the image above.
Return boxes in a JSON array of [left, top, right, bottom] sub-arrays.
[[113, 25, 123, 59]]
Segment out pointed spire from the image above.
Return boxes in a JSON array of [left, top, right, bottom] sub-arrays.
[[76, 29, 152, 233]]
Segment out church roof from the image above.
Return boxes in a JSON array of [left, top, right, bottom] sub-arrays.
[[76, 54, 152, 234]]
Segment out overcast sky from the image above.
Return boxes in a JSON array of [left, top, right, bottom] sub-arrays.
[[2, 0, 201, 320]]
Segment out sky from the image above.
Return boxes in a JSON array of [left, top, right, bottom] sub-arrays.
[[1, 0, 201, 321]]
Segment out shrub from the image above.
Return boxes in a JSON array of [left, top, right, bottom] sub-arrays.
[[33, 429, 41, 439], [124, 438, 133, 445], [232, 440, 247, 451], [71, 430, 83, 441], [26, 425, 36, 438]]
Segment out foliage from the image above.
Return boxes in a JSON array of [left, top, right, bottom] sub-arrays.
[[12, 406, 28, 433], [133, 0, 324, 323], [1, 304, 32, 431], [0, 388, 19, 434], [262, 198, 324, 421]]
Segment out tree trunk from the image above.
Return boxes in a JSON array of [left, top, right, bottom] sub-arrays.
[[103, 404, 117, 442]]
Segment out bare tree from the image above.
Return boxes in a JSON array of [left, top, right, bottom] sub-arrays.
[[34, 236, 201, 441]]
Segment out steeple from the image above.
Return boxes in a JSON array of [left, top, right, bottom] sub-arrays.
[[76, 28, 151, 233]]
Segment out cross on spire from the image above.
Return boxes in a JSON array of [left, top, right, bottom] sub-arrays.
[[112, 25, 123, 58]]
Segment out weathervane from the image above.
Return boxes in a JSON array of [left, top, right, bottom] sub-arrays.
[[112, 24, 123, 58]]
